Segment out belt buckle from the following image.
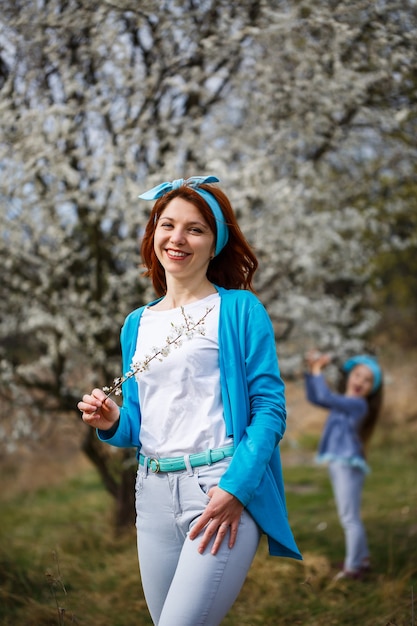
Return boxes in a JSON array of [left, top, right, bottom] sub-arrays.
[[149, 458, 160, 473]]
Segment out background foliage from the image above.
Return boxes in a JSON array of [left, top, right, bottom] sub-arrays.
[[1, 0, 416, 521]]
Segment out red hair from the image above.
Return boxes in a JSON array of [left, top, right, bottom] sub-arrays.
[[140, 184, 258, 297]]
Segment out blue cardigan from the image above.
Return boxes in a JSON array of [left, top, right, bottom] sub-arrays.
[[99, 286, 302, 560]]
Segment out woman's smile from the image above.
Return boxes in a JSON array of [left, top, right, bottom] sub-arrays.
[[165, 248, 190, 260]]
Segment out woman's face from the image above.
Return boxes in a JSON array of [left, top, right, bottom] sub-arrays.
[[153, 197, 215, 282], [346, 364, 374, 398]]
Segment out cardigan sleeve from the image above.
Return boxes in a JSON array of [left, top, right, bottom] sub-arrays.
[[218, 295, 286, 506], [97, 308, 144, 449]]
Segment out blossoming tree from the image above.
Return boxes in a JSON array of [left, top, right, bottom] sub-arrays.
[[1, 0, 416, 527]]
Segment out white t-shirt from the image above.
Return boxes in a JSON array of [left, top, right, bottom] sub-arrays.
[[132, 292, 233, 457]]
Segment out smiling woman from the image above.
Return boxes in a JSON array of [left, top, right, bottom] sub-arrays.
[[152, 197, 216, 300], [139, 176, 257, 297], [78, 175, 301, 626]]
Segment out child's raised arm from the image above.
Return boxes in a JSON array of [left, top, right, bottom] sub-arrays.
[[305, 350, 332, 375]]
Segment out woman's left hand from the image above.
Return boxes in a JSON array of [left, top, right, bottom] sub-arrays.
[[189, 486, 244, 555]]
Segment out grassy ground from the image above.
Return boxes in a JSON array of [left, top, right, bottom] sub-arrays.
[[1, 348, 416, 625]]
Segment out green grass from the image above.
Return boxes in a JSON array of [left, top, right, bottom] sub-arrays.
[[1, 427, 416, 625]]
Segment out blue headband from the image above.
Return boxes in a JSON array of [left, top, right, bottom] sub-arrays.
[[343, 355, 382, 392], [138, 175, 229, 256]]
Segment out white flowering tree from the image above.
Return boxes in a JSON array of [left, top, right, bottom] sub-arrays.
[[1, 0, 416, 527]]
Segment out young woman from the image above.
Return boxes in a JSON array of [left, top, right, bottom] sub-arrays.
[[304, 351, 383, 580], [78, 175, 302, 625]]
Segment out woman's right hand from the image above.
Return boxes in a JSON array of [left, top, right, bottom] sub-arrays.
[[77, 388, 120, 430]]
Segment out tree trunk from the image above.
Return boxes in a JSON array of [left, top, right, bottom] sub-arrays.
[[114, 456, 137, 531], [81, 426, 136, 530]]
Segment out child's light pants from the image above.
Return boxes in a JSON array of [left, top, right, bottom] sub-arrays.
[[135, 458, 261, 626], [328, 461, 369, 572]]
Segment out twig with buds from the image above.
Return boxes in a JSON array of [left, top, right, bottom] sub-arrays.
[[103, 305, 214, 399]]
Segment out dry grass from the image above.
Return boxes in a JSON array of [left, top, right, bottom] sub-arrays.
[[1, 343, 416, 625]]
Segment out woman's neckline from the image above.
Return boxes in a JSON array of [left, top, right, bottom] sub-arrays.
[[147, 290, 218, 312]]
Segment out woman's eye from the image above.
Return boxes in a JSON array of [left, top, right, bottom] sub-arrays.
[[158, 223, 204, 234]]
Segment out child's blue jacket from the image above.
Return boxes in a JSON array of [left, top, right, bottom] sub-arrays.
[[304, 373, 369, 472], [98, 286, 302, 560]]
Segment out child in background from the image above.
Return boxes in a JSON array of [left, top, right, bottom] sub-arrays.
[[304, 351, 383, 580]]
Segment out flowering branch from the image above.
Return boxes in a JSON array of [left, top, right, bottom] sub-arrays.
[[103, 305, 214, 399]]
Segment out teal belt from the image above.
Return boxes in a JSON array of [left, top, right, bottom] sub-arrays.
[[139, 445, 234, 474]]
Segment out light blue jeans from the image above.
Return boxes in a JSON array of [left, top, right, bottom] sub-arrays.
[[328, 461, 369, 572], [135, 457, 261, 626]]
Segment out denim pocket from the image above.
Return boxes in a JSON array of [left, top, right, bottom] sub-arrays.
[[194, 457, 231, 498]]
